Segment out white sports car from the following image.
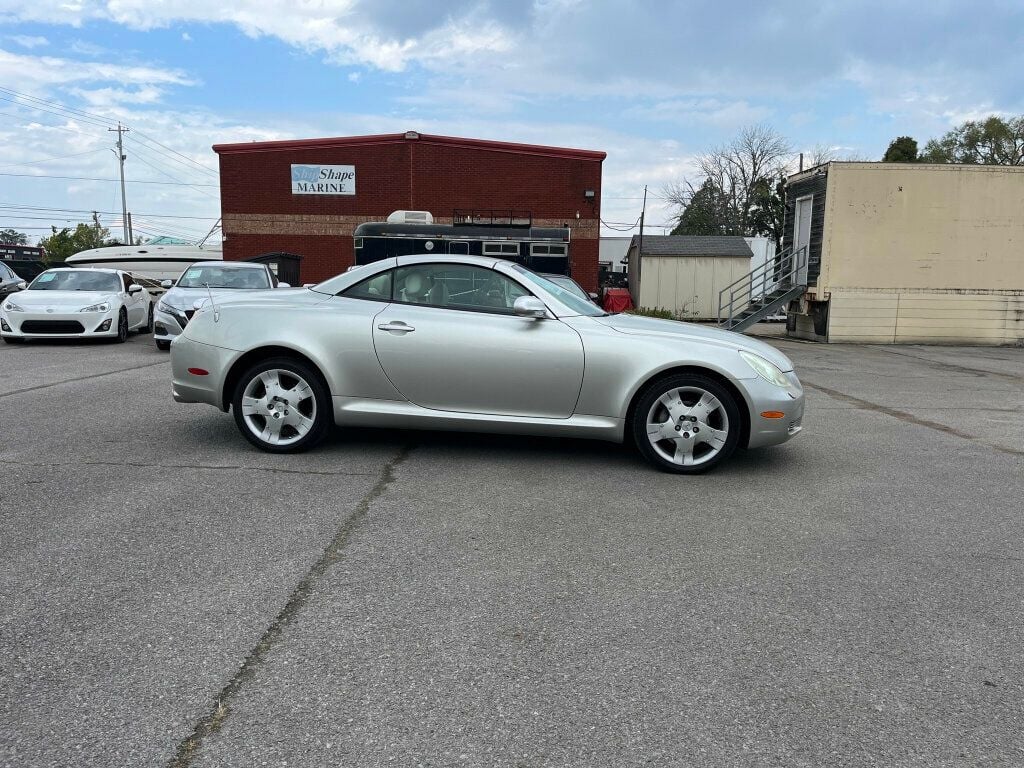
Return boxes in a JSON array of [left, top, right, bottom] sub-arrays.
[[0, 267, 153, 344]]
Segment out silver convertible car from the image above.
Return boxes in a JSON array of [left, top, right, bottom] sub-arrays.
[[170, 255, 804, 473]]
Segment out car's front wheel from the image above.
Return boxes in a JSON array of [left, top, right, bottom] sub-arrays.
[[231, 357, 331, 453], [113, 309, 128, 343], [140, 303, 154, 334], [631, 373, 741, 474]]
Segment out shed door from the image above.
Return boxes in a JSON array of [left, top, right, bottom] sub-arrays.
[[793, 195, 812, 284]]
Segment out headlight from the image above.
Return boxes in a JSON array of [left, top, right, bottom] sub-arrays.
[[3, 301, 24, 312], [79, 302, 111, 313], [739, 350, 791, 388], [158, 300, 180, 315]]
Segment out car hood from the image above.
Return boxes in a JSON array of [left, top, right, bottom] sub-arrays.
[[14, 290, 116, 309], [596, 313, 795, 372]]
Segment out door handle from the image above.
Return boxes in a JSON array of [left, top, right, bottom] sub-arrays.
[[377, 321, 415, 333]]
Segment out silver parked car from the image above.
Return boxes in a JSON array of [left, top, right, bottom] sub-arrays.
[[154, 261, 288, 350], [169, 255, 804, 473]]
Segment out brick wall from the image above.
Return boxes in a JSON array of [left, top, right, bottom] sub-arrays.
[[216, 134, 603, 290]]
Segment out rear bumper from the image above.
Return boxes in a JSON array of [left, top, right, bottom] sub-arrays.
[[170, 336, 237, 410]]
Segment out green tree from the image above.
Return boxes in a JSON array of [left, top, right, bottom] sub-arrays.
[[670, 180, 735, 235], [746, 176, 787, 247], [882, 136, 919, 162], [920, 116, 1024, 165], [0, 228, 29, 245], [38, 212, 115, 263]]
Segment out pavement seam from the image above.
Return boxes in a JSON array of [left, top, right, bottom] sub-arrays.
[[803, 380, 1024, 458], [165, 442, 415, 768], [0, 359, 170, 399], [11, 459, 381, 478]]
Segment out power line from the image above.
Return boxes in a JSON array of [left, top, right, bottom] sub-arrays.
[[0, 171, 219, 188], [0, 86, 118, 126], [129, 131, 219, 178], [0, 148, 108, 170], [123, 147, 219, 199]]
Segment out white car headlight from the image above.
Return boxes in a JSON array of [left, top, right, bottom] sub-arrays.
[[80, 302, 111, 313], [3, 301, 24, 312], [158, 300, 180, 314], [739, 350, 791, 388]]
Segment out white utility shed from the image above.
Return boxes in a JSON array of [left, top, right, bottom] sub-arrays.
[[626, 235, 753, 320]]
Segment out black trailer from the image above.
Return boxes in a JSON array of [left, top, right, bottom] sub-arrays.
[[353, 210, 572, 276], [0, 244, 48, 281]]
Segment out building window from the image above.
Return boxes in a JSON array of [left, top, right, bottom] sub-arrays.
[[529, 243, 567, 257], [482, 242, 519, 257], [448, 241, 469, 255]]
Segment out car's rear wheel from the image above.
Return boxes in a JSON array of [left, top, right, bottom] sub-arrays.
[[631, 373, 741, 474], [155, 339, 170, 351], [231, 357, 331, 453]]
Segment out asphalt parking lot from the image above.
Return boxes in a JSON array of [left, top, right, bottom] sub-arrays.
[[1, 331, 1022, 767]]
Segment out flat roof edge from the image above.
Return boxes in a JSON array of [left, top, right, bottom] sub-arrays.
[[213, 131, 606, 161]]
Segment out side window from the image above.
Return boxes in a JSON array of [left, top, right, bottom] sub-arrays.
[[394, 264, 530, 314], [342, 270, 392, 302]]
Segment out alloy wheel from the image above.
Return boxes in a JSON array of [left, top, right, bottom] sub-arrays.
[[240, 368, 318, 447], [645, 386, 730, 467]]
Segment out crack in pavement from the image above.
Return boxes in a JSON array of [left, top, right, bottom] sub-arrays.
[[166, 442, 416, 768], [10, 458, 382, 478], [803, 380, 1024, 458], [0, 359, 170, 399]]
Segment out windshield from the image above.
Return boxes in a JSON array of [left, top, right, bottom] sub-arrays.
[[29, 270, 120, 292], [510, 265, 607, 316], [176, 265, 270, 289], [544, 275, 591, 302]]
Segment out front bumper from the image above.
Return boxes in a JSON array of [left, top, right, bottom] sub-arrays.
[[742, 371, 805, 449], [154, 307, 187, 342], [0, 308, 117, 339]]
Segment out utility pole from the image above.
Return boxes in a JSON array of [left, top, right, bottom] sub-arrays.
[[109, 122, 129, 244], [637, 184, 647, 256]]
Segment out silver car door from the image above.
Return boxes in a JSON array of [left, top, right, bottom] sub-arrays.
[[371, 263, 585, 418]]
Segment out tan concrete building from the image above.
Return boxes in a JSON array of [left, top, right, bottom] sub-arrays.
[[783, 162, 1024, 345], [626, 235, 753, 320]]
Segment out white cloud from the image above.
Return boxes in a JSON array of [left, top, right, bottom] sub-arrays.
[[8, 34, 48, 48], [181, 31, 192, 41]]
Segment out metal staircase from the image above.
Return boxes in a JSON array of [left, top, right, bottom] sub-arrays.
[[718, 245, 808, 333]]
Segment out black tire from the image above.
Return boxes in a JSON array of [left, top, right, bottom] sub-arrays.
[[140, 303, 154, 334], [113, 309, 128, 343], [155, 339, 170, 351], [630, 373, 742, 474], [231, 356, 331, 453]]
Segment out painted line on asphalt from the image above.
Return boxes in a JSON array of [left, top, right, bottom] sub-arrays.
[[0, 359, 170, 399], [803, 380, 1024, 458], [167, 442, 417, 768]]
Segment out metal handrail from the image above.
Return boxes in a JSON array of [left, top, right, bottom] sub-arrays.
[[718, 245, 808, 328]]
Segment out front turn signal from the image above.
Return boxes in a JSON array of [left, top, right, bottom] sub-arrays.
[[760, 411, 786, 419]]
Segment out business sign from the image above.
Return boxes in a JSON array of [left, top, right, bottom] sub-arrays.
[[290, 164, 356, 196]]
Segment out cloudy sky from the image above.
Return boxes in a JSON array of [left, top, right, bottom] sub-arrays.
[[1, 0, 1022, 243]]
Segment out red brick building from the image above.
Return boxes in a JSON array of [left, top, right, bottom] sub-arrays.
[[213, 131, 606, 290]]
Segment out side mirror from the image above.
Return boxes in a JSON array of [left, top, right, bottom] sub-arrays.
[[160, 279, 175, 289], [16, 281, 26, 290], [129, 284, 144, 294], [277, 282, 291, 288], [588, 292, 599, 301], [513, 296, 548, 319]]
